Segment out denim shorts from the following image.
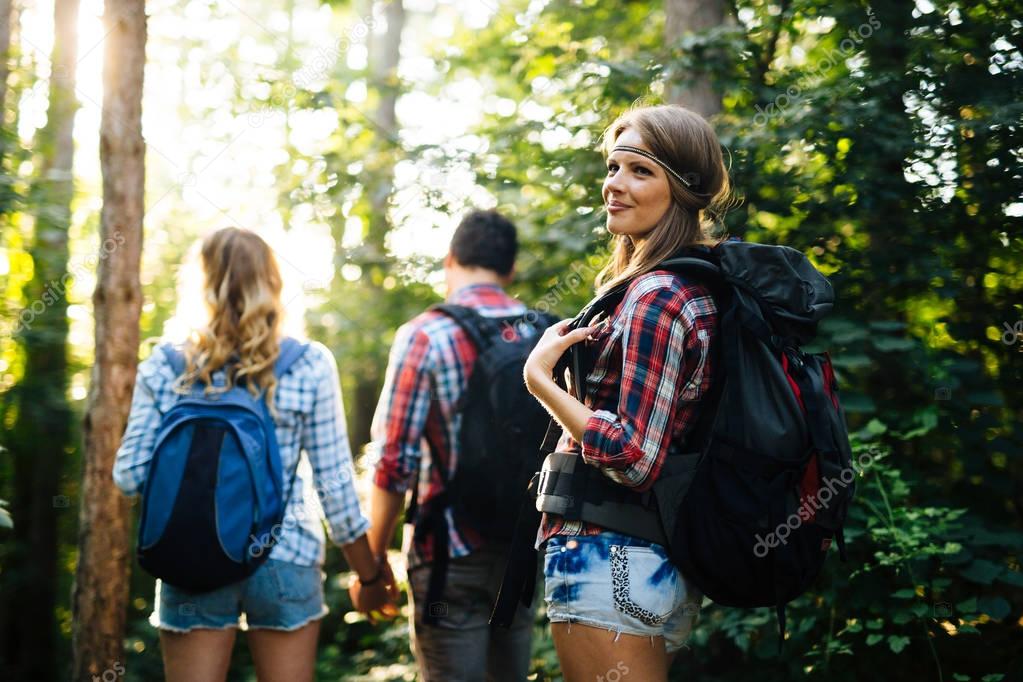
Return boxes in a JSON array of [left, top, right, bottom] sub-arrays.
[[543, 531, 703, 653], [150, 559, 328, 632]]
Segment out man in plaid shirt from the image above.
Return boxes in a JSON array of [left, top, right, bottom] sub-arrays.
[[366, 210, 539, 682]]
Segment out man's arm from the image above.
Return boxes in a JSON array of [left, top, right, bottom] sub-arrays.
[[366, 322, 435, 558], [367, 485, 405, 560]]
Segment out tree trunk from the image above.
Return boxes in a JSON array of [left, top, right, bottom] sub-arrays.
[[665, 0, 724, 117], [365, 0, 404, 257], [0, 0, 14, 119], [71, 1, 146, 680], [1, 1, 79, 679], [349, 0, 405, 453]]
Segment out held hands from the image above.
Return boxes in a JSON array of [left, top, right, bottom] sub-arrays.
[[523, 319, 597, 393], [348, 556, 400, 624]]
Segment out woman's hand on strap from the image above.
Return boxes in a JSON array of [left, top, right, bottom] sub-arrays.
[[523, 319, 595, 393]]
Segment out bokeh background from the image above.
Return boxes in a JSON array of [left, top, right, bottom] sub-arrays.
[[0, 0, 1021, 679]]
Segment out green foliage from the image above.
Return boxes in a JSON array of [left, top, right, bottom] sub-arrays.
[[0, 498, 12, 529], [2, 0, 1021, 678]]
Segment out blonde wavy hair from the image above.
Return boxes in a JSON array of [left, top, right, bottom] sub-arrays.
[[594, 104, 738, 295], [173, 227, 285, 412]]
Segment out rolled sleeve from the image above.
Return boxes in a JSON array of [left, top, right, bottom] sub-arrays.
[[302, 345, 370, 546], [369, 322, 434, 494], [579, 282, 706, 490]]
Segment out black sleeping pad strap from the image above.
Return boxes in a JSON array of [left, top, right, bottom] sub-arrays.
[[415, 438, 453, 626], [770, 473, 789, 655], [491, 418, 563, 628]]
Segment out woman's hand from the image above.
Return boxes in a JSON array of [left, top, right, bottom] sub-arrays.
[[348, 557, 400, 624], [524, 319, 595, 394]]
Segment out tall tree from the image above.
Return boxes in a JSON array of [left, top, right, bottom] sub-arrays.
[[0, 0, 15, 124], [1, 1, 80, 679], [347, 0, 406, 452], [71, 1, 146, 679], [665, 0, 725, 115]]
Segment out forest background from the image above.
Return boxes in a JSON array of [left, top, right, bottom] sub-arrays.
[[0, 0, 1020, 680]]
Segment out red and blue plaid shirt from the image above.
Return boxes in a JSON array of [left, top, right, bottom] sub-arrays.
[[369, 283, 532, 567], [539, 270, 719, 543]]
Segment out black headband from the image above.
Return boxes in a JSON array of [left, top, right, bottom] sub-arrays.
[[610, 145, 706, 193]]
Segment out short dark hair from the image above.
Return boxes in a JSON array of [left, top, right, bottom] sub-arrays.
[[449, 209, 518, 276]]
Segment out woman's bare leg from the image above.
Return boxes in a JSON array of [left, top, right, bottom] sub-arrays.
[[551, 621, 669, 682], [247, 619, 321, 682], [160, 628, 236, 682]]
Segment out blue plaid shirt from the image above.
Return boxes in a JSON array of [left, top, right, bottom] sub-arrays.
[[113, 340, 370, 567]]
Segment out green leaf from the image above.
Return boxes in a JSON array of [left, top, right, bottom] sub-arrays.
[[981, 675, 1005, 682], [956, 597, 978, 613], [869, 320, 908, 332], [840, 392, 877, 413], [957, 624, 981, 635], [977, 596, 1011, 621], [892, 588, 916, 599], [892, 611, 913, 625], [953, 674, 972, 681], [832, 354, 872, 370], [888, 635, 911, 653], [871, 335, 917, 352], [965, 391, 1004, 406], [865, 633, 884, 646], [0, 507, 11, 529], [997, 570, 1023, 588], [961, 559, 1005, 585]]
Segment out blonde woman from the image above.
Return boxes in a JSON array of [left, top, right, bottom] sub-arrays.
[[523, 105, 731, 681], [114, 227, 395, 682]]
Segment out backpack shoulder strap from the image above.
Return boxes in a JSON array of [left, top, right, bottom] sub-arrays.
[[430, 303, 495, 350], [274, 337, 310, 378], [567, 249, 724, 401], [158, 343, 187, 377]]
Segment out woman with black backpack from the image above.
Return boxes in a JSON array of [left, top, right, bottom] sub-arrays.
[[522, 105, 733, 681], [114, 227, 396, 682]]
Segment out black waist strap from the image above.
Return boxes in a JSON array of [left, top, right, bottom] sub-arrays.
[[535, 452, 667, 547]]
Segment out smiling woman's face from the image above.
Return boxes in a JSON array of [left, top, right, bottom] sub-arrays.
[[601, 128, 673, 242]]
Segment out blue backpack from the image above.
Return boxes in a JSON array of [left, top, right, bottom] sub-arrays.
[[136, 338, 309, 592]]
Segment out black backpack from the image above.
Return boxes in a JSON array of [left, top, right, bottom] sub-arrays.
[[493, 241, 855, 652], [410, 303, 559, 624]]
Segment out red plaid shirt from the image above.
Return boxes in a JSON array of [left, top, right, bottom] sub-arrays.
[[370, 283, 532, 567], [539, 270, 719, 543]]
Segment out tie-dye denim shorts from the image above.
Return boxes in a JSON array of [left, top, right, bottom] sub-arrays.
[[543, 531, 703, 653]]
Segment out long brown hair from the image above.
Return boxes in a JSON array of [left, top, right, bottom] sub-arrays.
[[594, 104, 737, 295], [174, 227, 285, 411]]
